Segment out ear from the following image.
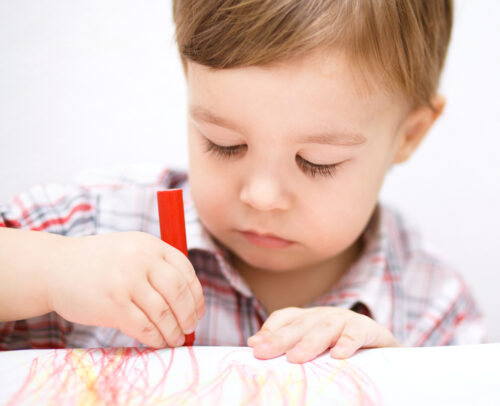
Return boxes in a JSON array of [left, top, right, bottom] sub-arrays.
[[392, 95, 446, 164]]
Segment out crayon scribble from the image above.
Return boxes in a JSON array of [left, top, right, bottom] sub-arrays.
[[5, 347, 382, 405]]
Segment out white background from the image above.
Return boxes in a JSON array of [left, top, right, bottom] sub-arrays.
[[1, 1, 499, 340]]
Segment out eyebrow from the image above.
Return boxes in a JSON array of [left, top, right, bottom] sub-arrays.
[[189, 105, 367, 146]]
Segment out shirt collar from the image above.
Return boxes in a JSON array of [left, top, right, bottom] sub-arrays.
[[312, 204, 407, 324]]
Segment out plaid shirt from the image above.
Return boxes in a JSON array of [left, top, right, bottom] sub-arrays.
[[0, 164, 484, 350]]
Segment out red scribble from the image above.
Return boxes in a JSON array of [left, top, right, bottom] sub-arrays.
[[6, 347, 382, 405]]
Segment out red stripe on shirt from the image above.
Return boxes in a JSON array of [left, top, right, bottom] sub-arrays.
[[32, 203, 93, 231]]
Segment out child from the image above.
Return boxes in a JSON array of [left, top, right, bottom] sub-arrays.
[[0, 0, 484, 363]]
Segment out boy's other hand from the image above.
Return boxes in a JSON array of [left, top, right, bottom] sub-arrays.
[[47, 232, 205, 348], [247, 306, 400, 363]]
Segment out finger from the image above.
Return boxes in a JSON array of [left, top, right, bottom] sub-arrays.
[[160, 243, 206, 319], [119, 303, 167, 349], [331, 315, 399, 359], [248, 307, 301, 349], [250, 316, 315, 360], [363, 320, 399, 348], [249, 307, 301, 344], [286, 318, 342, 363], [330, 316, 370, 359], [252, 325, 301, 359], [132, 283, 185, 347], [149, 262, 198, 335]]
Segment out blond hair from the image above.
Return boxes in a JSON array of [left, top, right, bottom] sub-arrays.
[[173, 0, 453, 109]]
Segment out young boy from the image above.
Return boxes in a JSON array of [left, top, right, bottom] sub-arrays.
[[0, 0, 484, 363]]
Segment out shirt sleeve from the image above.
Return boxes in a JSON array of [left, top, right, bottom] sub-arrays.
[[0, 183, 97, 350]]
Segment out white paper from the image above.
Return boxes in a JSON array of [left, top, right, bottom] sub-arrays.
[[0, 344, 499, 405]]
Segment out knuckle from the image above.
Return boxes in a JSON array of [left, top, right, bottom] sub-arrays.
[[106, 290, 125, 306], [173, 280, 190, 303], [158, 306, 174, 322], [141, 324, 164, 347], [130, 312, 155, 336], [141, 322, 156, 335], [120, 308, 164, 347], [340, 332, 358, 344], [320, 318, 335, 329], [342, 325, 366, 344]]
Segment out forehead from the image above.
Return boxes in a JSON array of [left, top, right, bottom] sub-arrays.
[[186, 50, 404, 134]]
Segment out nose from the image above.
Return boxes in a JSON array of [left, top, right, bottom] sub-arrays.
[[239, 172, 291, 212]]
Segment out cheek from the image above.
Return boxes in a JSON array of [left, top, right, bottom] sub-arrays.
[[304, 198, 364, 247], [188, 136, 235, 231], [342, 145, 391, 206], [304, 160, 386, 249], [302, 198, 374, 259], [190, 171, 229, 237]]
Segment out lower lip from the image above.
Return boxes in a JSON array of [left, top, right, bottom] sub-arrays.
[[240, 231, 295, 249]]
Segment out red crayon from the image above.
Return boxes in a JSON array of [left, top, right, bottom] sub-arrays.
[[157, 189, 195, 346]]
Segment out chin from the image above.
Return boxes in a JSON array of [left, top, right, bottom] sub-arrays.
[[235, 248, 303, 272]]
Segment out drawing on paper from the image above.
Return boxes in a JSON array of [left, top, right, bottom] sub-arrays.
[[3, 346, 382, 405]]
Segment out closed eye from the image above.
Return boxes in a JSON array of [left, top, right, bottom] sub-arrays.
[[295, 155, 338, 178], [203, 138, 247, 158], [203, 137, 338, 178]]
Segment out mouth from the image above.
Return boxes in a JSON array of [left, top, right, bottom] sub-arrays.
[[239, 230, 295, 249]]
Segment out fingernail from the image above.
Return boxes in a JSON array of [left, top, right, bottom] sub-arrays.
[[174, 335, 185, 347]]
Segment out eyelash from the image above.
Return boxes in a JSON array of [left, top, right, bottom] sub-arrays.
[[295, 155, 337, 178], [203, 138, 338, 178], [204, 138, 246, 159]]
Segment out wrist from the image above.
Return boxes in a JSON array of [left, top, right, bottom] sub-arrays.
[[42, 233, 76, 314], [0, 229, 69, 320]]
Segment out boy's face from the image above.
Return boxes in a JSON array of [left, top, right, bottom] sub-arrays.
[[186, 50, 412, 273]]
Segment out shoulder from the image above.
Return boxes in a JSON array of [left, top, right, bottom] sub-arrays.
[[0, 180, 97, 235], [74, 163, 189, 234], [380, 204, 467, 299], [378, 203, 459, 280], [1, 163, 189, 235]]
